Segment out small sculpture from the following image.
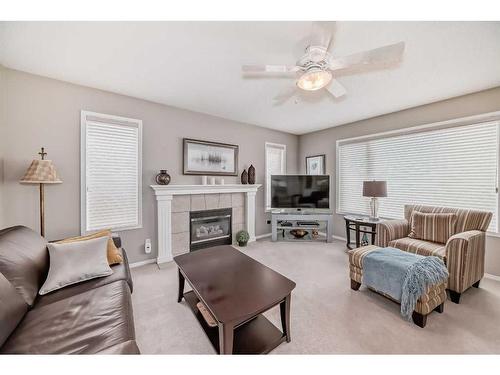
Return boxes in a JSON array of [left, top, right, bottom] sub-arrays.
[[248, 164, 256, 184], [241, 169, 248, 184]]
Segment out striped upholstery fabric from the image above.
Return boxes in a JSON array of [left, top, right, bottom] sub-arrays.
[[375, 219, 409, 247], [348, 245, 446, 315], [408, 211, 457, 244], [404, 205, 492, 233], [388, 238, 446, 260], [446, 230, 486, 293], [376, 205, 492, 295]]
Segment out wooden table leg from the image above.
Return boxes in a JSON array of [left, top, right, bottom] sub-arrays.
[[280, 294, 291, 343], [218, 323, 234, 354], [355, 223, 360, 248], [177, 268, 185, 303]]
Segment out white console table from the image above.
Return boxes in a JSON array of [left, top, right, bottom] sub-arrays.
[[271, 210, 333, 243]]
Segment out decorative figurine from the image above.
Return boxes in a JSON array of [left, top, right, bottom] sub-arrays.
[[248, 164, 256, 184], [241, 169, 248, 184]]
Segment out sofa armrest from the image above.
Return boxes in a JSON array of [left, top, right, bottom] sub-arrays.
[[375, 219, 409, 247], [445, 230, 486, 293]]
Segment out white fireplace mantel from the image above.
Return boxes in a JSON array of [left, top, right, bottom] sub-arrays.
[[151, 184, 262, 265]]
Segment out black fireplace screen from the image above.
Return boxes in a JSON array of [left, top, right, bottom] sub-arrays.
[[189, 208, 232, 251]]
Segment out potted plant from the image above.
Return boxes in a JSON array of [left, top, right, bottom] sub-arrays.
[[236, 230, 250, 247]]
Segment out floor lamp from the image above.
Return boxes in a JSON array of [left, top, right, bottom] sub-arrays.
[[19, 147, 62, 237]]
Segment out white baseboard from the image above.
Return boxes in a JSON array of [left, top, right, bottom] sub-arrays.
[[331, 234, 347, 242], [129, 258, 156, 269], [256, 233, 272, 240], [485, 273, 500, 282]]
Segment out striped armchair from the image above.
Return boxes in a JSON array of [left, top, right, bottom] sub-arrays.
[[376, 204, 492, 304]]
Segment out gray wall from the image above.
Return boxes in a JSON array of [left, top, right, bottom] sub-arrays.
[[0, 68, 299, 263], [0, 66, 5, 228], [299, 86, 500, 276]]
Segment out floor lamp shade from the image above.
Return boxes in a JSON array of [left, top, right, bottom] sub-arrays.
[[20, 158, 62, 237], [19, 160, 62, 184]]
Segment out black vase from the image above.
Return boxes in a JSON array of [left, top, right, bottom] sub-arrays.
[[155, 170, 171, 185], [248, 164, 256, 184], [241, 169, 248, 184]]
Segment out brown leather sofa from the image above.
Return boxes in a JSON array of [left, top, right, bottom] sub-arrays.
[[0, 225, 140, 354]]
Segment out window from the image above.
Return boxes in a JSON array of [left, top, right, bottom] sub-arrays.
[[265, 142, 287, 209], [337, 118, 499, 232], [81, 111, 142, 234]]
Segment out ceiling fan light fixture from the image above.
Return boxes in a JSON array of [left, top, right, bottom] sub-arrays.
[[297, 68, 332, 91]]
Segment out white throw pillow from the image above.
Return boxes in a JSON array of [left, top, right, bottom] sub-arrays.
[[39, 236, 113, 295]]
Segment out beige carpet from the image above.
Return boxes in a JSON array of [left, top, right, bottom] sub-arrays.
[[131, 239, 500, 354]]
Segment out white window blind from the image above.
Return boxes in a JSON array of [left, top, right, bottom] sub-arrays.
[[338, 121, 499, 232], [81, 111, 142, 233], [265, 142, 287, 209]]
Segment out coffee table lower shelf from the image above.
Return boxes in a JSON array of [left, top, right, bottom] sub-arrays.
[[183, 290, 286, 354]]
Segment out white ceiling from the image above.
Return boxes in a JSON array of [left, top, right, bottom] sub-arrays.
[[1, 21, 500, 135]]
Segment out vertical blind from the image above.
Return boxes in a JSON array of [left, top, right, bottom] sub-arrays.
[[265, 143, 287, 208], [338, 121, 499, 231], [82, 112, 142, 233]]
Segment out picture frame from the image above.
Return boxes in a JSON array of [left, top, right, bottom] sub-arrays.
[[183, 138, 239, 176], [305, 154, 326, 175]]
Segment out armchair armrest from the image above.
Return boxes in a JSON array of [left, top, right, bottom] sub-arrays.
[[445, 230, 486, 293], [376, 219, 409, 247]]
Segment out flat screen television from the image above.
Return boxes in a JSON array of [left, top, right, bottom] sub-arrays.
[[271, 175, 330, 209]]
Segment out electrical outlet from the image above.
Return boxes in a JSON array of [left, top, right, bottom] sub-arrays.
[[145, 239, 152, 254]]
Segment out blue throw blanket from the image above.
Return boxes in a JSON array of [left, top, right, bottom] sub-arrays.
[[363, 247, 448, 320]]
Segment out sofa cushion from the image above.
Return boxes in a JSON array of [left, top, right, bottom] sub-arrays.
[[0, 226, 49, 306], [408, 211, 457, 244], [0, 272, 28, 347], [56, 230, 123, 265], [34, 248, 133, 308], [1, 280, 137, 354], [388, 237, 446, 260], [404, 204, 492, 233], [39, 236, 112, 295]]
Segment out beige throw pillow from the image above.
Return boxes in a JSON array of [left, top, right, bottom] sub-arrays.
[[56, 229, 123, 265], [408, 211, 457, 244], [39, 236, 113, 295]]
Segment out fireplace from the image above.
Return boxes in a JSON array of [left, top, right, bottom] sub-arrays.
[[189, 208, 232, 251]]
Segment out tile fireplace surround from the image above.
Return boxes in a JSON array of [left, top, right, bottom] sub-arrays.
[[151, 184, 262, 265]]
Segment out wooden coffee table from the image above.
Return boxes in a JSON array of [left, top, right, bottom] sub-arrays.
[[174, 245, 296, 354]]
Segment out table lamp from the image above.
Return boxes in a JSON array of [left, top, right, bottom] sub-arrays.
[[363, 180, 387, 220], [19, 148, 62, 237]]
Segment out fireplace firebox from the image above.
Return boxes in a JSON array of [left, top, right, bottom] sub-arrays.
[[189, 208, 232, 251]]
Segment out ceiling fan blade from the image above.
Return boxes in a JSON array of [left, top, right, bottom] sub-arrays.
[[326, 79, 347, 98], [242, 65, 300, 74], [273, 87, 299, 105], [328, 41, 405, 72], [309, 21, 336, 50]]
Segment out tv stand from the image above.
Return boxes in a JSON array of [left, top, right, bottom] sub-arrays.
[[271, 210, 333, 243]]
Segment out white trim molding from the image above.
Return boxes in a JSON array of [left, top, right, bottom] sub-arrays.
[[129, 258, 157, 269], [151, 184, 262, 265]]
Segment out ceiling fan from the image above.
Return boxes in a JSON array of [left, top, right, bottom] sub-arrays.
[[242, 22, 405, 103]]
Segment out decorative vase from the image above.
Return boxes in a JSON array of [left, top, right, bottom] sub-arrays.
[[238, 240, 248, 247], [241, 169, 248, 184], [248, 164, 256, 184], [155, 170, 171, 185]]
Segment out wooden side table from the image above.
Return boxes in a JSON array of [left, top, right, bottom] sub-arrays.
[[344, 215, 383, 250]]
